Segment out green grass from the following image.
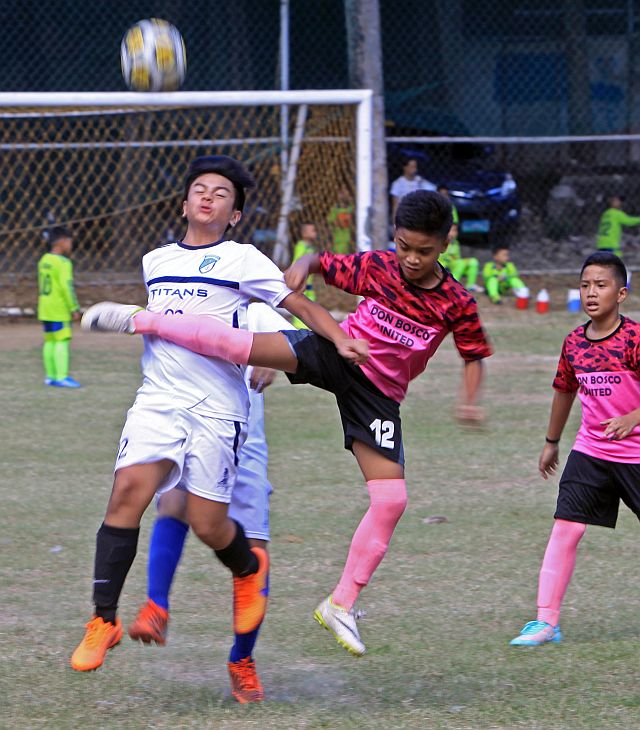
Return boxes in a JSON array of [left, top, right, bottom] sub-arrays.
[[2, 309, 640, 729]]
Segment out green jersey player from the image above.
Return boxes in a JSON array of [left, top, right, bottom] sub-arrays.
[[37, 226, 81, 387], [596, 196, 640, 257]]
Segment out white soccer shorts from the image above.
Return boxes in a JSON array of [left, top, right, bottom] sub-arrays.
[[116, 402, 247, 503]]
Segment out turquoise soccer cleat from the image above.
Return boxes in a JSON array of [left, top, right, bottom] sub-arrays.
[[510, 620, 562, 646], [51, 376, 82, 388]]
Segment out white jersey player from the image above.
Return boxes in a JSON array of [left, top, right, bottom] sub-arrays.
[[72, 154, 363, 686], [135, 238, 291, 422], [127, 302, 295, 704], [117, 238, 292, 500]]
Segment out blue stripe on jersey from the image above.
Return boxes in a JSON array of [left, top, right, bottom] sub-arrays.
[[232, 311, 243, 370], [233, 421, 242, 466], [147, 275, 240, 289]]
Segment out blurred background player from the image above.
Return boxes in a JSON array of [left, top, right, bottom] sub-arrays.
[[327, 187, 354, 254], [439, 221, 481, 293], [84, 190, 492, 657], [436, 185, 459, 223], [129, 302, 293, 704], [389, 157, 436, 223], [37, 226, 82, 388], [595, 195, 640, 258], [511, 252, 640, 647], [482, 245, 526, 305], [290, 222, 319, 328]]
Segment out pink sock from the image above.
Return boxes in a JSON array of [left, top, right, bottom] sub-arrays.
[[133, 311, 253, 365], [332, 479, 407, 610], [536, 519, 586, 627]]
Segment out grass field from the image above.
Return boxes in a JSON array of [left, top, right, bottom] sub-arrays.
[[2, 305, 640, 729]]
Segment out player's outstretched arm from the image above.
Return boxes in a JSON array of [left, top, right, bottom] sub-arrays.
[[280, 291, 368, 365], [538, 390, 576, 479], [455, 359, 485, 425]]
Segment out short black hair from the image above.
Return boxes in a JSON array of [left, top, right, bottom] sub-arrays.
[[492, 244, 510, 254], [394, 190, 452, 240], [183, 155, 256, 212], [47, 226, 73, 249], [581, 251, 627, 288]]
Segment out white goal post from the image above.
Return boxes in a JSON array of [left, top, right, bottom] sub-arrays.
[[0, 90, 373, 273]]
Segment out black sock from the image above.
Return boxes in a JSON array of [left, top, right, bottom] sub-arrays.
[[93, 522, 139, 623], [214, 520, 258, 577]]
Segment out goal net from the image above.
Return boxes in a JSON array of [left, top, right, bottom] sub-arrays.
[[0, 90, 372, 275]]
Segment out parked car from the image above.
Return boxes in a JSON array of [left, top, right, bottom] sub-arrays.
[[387, 135, 520, 244]]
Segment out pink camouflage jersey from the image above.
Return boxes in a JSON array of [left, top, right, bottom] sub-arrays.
[[553, 316, 640, 462], [319, 250, 493, 403]]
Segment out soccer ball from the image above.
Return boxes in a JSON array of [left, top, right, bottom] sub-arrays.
[[121, 18, 186, 92]]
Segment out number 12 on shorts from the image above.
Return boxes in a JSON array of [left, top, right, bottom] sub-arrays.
[[370, 418, 395, 449]]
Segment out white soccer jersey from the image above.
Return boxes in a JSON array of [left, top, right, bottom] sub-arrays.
[[134, 239, 293, 421]]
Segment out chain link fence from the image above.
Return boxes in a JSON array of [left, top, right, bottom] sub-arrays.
[[0, 100, 358, 274], [3, 1, 640, 275]]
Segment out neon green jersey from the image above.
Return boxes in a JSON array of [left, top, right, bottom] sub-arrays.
[[292, 239, 315, 263], [452, 205, 459, 225], [482, 260, 520, 283], [37, 252, 79, 321], [327, 204, 353, 253], [439, 238, 460, 269], [596, 208, 640, 251]]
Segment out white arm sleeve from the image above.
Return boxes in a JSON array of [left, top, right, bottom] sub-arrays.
[[240, 245, 293, 308]]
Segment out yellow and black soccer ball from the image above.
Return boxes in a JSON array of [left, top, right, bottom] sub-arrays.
[[121, 18, 186, 92]]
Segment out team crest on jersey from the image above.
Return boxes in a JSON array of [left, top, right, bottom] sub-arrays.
[[199, 254, 220, 274]]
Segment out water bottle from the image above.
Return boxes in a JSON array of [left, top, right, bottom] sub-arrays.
[[515, 286, 530, 310], [536, 288, 550, 314], [567, 289, 581, 313]]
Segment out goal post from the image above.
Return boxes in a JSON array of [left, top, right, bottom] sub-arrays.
[[0, 90, 373, 274]]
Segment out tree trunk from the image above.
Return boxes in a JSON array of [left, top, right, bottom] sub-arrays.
[[345, 0, 388, 249]]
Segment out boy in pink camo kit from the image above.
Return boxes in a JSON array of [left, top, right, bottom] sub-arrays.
[[82, 190, 493, 656], [511, 251, 640, 647]]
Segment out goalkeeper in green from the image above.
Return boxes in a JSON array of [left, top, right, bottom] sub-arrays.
[[596, 196, 640, 257], [37, 226, 82, 388]]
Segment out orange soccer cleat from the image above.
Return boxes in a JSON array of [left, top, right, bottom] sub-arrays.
[[232, 547, 269, 634], [128, 599, 169, 645], [227, 657, 264, 703], [70, 616, 123, 671]]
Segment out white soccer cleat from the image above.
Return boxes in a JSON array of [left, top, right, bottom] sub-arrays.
[[313, 595, 366, 656], [81, 302, 144, 334]]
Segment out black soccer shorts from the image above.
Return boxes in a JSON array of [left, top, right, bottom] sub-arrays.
[[282, 329, 404, 464], [555, 449, 640, 528]]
